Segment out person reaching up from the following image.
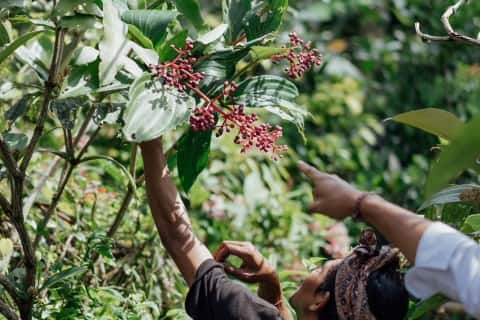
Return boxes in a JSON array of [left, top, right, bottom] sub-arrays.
[[298, 160, 480, 319], [140, 138, 409, 319]]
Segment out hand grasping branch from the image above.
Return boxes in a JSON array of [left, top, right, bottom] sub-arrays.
[[415, 0, 480, 46]]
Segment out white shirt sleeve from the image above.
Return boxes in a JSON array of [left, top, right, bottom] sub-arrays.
[[405, 222, 480, 319]]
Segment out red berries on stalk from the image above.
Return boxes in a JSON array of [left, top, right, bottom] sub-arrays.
[[272, 32, 323, 78], [148, 36, 320, 158], [148, 40, 205, 92]]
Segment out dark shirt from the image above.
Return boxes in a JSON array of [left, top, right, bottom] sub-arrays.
[[185, 259, 282, 320]]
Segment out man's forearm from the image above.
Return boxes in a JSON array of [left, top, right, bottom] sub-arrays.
[[140, 139, 211, 285], [361, 195, 431, 263]]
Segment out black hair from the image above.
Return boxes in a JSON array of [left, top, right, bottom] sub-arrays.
[[317, 259, 409, 320]]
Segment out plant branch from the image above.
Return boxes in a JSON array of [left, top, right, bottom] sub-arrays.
[[415, 0, 480, 46], [73, 105, 95, 147], [106, 144, 137, 238], [75, 126, 101, 161], [20, 28, 65, 172], [0, 299, 18, 320], [62, 128, 74, 160]]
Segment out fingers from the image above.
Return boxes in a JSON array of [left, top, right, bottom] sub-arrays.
[[308, 200, 323, 213], [297, 160, 329, 180], [213, 241, 257, 263], [223, 263, 256, 282]]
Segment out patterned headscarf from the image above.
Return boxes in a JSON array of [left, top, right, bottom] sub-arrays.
[[335, 229, 400, 320]]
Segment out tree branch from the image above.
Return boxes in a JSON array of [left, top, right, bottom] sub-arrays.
[[20, 28, 65, 172], [106, 144, 138, 238], [0, 299, 18, 320], [415, 0, 480, 46]]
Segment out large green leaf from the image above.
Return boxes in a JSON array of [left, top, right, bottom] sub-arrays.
[[426, 114, 480, 197], [232, 75, 307, 135], [0, 30, 46, 65], [40, 265, 88, 291], [419, 184, 480, 211], [121, 10, 176, 48], [174, 0, 205, 30], [195, 49, 249, 92], [243, 0, 288, 41], [234, 75, 299, 103], [122, 73, 194, 143], [99, 0, 130, 85], [177, 128, 213, 192], [388, 108, 464, 141]]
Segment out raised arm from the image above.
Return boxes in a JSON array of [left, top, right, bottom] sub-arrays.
[[297, 160, 480, 318], [140, 138, 212, 285], [297, 160, 430, 263]]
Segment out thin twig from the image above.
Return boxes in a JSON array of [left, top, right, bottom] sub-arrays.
[[62, 128, 74, 160], [75, 126, 101, 161], [415, 0, 480, 46], [73, 105, 95, 147], [0, 299, 18, 320], [106, 144, 138, 238]]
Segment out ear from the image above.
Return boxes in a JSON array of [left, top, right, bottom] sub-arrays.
[[308, 292, 330, 312]]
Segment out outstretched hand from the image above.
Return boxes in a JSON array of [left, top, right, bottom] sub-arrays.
[[297, 160, 362, 220], [214, 241, 284, 309]]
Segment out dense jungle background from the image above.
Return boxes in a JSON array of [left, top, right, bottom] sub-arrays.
[[0, 0, 480, 319]]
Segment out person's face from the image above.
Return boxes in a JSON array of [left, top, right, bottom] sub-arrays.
[[289, 259, 342, 320]]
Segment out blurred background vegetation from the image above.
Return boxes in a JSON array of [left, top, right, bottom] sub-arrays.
[[1, 0, 480, 319]]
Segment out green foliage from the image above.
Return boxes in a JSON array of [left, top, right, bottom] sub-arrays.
[[121, 9, 176, 48], [122, 74, 195, 142], [177, 128, 212, 192], [426, 114, 480, 197], [389, 108, 464, 141]]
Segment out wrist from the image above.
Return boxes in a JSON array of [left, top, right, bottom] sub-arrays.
[[139, 138, 163, 151], [258, 272, 282, 304], [355, 193, 384, 222]]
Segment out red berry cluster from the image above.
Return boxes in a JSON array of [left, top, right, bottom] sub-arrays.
[[148, 40, 205, 92], [149, 41, 291, 158], [272, 32, 322, 78]]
